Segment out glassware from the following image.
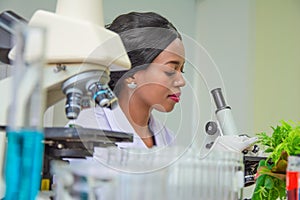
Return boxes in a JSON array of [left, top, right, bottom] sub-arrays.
[[286, 156, 300, 200], [166, 149, 244, 200], [4, 24, 46, 200]]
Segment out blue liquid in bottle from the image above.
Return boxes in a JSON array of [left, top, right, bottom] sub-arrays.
[[5, 130, 44, 200], [4, 24, 46, 200]]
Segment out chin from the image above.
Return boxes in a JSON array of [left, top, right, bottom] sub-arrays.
[[153, 104, 175, 112]]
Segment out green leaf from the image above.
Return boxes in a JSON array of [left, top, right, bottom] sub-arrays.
[[268, 188, 279, 200], [258, 159, 267, 167], [255, 174, 267, 188], [252, 174, 267, 199], [264, 148, 274, 153], [264, 176, 274, 190]]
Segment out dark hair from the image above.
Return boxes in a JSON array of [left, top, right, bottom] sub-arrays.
[[106, 12, 182, 95]]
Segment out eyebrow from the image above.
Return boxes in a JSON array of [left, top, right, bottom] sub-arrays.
[[165, 60, 185, 70], [165, 61, 180, 65]]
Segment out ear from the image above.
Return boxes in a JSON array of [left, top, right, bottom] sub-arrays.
[[125, 76, 135, 84], [125, 69, 144, 84], [130, 70, 144, 82]]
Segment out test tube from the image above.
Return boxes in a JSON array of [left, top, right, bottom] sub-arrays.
[[4, 24, 46, 200], [287, 156, 300, 200]]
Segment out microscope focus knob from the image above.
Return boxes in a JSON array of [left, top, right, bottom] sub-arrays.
[[205, 121, 218, 135]]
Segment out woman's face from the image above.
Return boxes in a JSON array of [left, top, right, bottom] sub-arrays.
[[132, 38, 186, 112]]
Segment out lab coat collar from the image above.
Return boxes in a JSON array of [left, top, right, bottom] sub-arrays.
[[102, 105, 168, 148], [102, 106, 147, 148], [148, 116, 168, 147]]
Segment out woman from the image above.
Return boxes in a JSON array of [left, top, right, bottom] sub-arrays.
[[71, 12, 186, 148]]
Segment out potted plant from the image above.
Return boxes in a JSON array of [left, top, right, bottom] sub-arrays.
[[252, 121, 300, 200]]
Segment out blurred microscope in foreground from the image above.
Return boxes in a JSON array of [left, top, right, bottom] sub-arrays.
[[0, 0, 131, 121], [0, 0, 133, 199]]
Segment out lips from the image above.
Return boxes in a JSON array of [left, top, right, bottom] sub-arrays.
[[168, 92, 181, 103]]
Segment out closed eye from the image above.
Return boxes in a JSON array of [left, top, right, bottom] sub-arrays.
[[165, 61, 185, 74], [165, 70, 176, 76]]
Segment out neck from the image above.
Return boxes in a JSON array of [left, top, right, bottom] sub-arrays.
[[118, 92, 152, 127], [118, 92, 154, 148]]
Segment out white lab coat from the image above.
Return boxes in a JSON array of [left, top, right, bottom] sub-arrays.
[[67, 105, 175, 148]]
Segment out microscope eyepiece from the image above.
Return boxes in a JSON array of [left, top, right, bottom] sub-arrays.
[[211, 88, 231, 112]]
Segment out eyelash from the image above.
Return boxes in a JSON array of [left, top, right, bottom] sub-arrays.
[[165, 69, 185, 76], [165, 71, 176, 76]]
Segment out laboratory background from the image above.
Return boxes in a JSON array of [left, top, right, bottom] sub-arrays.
[[1, 0, 299, 145], [0, 0, 300, 199]]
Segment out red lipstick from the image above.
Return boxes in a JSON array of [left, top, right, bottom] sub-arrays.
[[168, 93, 181, 103]]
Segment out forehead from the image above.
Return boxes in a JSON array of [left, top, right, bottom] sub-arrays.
[[164, 38, 185, 58], [153, 38, 185, 64]]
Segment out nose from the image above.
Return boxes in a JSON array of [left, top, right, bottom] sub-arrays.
[[174, 72, 186, 87]]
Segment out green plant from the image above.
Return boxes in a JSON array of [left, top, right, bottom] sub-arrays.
[[252, 120, 300, 200]]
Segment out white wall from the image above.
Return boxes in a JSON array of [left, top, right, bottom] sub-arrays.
[[0, 0, 56, 19], [194, 0, 255, 136], [254, 0, 300, 133]]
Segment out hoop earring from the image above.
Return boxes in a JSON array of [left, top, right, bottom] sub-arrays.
[[127, 82, 137, 89]]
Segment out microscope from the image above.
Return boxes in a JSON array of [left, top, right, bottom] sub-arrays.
[[0, 0, 133, 198], [200, 88, 263, 187], [200, 88, 239, 156]]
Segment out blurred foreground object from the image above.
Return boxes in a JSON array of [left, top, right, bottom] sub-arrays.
[[51, 147, 245, 200], [4, 24, 45, 200]]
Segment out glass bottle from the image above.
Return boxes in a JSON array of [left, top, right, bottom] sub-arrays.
[[286, 155, 300, 200], [4, 23, 46, 200]]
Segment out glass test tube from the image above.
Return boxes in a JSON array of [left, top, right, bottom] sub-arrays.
[[4, 24, 46, 200]]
